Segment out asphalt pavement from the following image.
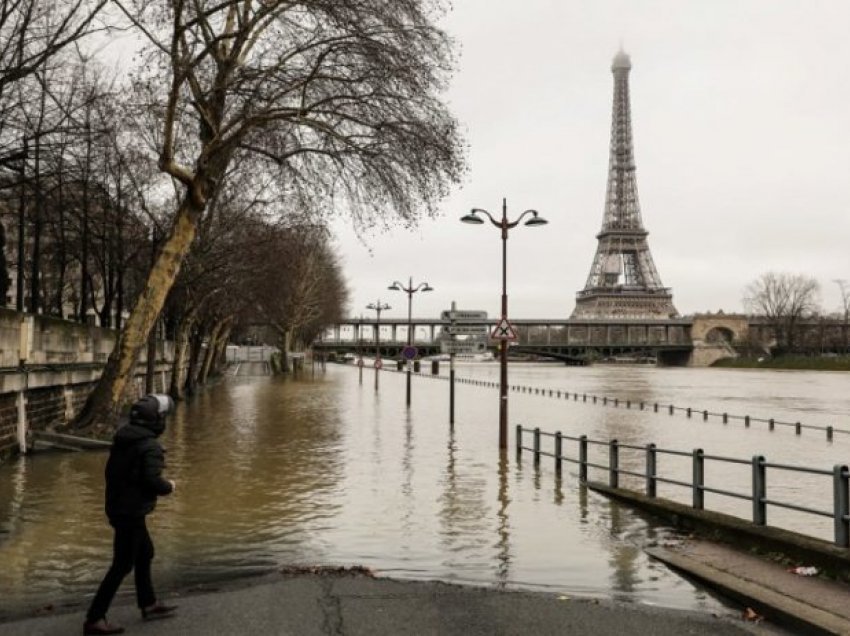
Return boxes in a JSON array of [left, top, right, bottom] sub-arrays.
[[0, 570, 780, 636]]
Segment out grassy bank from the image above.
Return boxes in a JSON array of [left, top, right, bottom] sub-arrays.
[[713, 355, 850, 371]]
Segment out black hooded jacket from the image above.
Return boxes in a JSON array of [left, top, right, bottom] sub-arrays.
[[104, 420, 173, 519]]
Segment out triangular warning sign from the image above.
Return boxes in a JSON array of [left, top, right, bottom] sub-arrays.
[[491, 317, 518, 340]]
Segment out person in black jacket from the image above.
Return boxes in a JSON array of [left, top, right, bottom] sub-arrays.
[[83, 395, 178, 636]]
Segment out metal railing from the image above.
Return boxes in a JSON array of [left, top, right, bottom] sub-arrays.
[[338, 362, 847, 440], [417, 370, 847, 440], [516, 425, 850, 548]]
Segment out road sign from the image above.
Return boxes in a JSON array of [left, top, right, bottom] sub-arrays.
[[444, 324, 490, 336], [491, 317, 518, 340], [357, 358, 364, 367], [402, 345, 418, 360], [374, 359, 383, 369], [441, 340, 487, 354], [441, 309, 488, 321]]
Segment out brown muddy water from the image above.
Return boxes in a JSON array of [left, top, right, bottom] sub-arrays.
[[0, 362, 847, 619]]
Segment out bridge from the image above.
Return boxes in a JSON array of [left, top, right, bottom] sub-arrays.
[[314, 313, 754, 366]]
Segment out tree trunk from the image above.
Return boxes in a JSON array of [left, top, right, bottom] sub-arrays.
[[211, 325, 231, 378], [280, 329, 293, 374], [198, 319, 227, 386], [169, 317, 193, 400], [145, 319, 157, 393], [73, 195, 203, 432], [185, 326, 205, 396]]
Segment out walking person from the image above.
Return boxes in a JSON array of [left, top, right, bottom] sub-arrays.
[[84, 394, 178, 635]]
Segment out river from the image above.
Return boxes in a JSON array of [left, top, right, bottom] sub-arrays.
[[0, 362, 847, 619]]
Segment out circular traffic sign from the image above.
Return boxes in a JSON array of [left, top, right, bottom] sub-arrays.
[[402, 345, 418, 361], [357, 358, 364, 367], [374, 359, 383, 369]]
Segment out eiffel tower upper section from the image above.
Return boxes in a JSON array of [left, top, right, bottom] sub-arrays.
[[571, 50, 678, 320]]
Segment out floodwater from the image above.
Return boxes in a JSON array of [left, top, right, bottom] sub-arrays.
[[0, 362, 848, 619]]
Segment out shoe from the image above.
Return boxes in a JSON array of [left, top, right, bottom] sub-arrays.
[[141, 603, 178, 620], [83, 619, 125, 635]]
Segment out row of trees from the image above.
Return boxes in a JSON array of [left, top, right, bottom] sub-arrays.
[[744, 272, 849, 354], [1, 0, 466, 431]]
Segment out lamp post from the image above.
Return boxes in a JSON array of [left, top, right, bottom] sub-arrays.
[[366, 300, 390, 391], [388, 276, 434, 406], [461, 198, 547, 449]]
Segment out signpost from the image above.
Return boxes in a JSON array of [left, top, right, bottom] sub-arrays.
[[441, 309, 487, 321], [444, 305, 489, 427], [444, 324, 489, 336], [490, 317, 518, 341], [441, 340, 487, 354]]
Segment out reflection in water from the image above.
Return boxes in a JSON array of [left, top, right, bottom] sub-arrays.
[[578, 483, 589, 523], [607, 498, 639, 598], [2, 363, 844, 617], [495, 451, 511, 587], [400, 410, 415, 540]]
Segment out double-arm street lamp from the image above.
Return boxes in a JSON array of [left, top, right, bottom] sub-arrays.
[[388, 277, 434, 406], [461, 198, 548, 450], [366, 300, 390, 390]]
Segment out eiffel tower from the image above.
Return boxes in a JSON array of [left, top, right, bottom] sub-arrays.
[[572, 50, 678, 320]]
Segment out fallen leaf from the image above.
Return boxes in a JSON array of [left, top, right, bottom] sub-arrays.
[[742, 607, 763, 623]]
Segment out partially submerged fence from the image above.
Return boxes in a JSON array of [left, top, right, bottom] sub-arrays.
[[516, 425, 850, 548]]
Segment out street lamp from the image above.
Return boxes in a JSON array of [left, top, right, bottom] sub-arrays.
[[388, 277, 434, 406], [461, 198, 547, 450], [366, 300, 390, 391]]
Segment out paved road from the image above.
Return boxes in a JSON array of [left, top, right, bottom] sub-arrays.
[[0, 571, 780, 636]]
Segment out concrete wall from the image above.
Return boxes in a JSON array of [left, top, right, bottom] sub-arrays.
[[0, 309, 175, 461]]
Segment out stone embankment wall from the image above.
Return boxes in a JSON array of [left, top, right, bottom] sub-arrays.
[[0, 308, 174, 461]]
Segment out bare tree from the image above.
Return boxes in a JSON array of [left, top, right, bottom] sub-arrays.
[[834, 279, 849, 353], [0, 0, 106, 102], [744, 272, 821, 353], [250, 224, 347, 372], [77, 0, 465, 431]]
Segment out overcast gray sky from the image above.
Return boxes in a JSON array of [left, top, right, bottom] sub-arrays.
[[332, 0, 850, 321]]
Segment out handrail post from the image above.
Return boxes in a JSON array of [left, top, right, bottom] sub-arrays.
[[554, 431, 562, 476], [646, 443, 657, 498], [834, 465, 849, 548], [609, 439, 619, 488], [768, 418, 774, 431], [579, 435, 588, 482], [752, 455, 767, 526], [516, 424, 522, 460], [533, 427, 541, 465], [668, 404, 673, 415], [693, 449, 705, 510], [702, 410, 708, 421], [827, 426, 834, 442]]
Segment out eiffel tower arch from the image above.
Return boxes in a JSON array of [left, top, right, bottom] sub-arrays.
[[572, 50, 678, 320]]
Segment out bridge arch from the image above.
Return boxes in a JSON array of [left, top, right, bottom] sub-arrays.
[[690, 313, 749, 344], [705, 326, 735, 344]]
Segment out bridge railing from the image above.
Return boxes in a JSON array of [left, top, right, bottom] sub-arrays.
[[516, 425, 850, 548]]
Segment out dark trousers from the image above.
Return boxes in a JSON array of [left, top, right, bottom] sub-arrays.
[[86, 516, 156, 622]]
